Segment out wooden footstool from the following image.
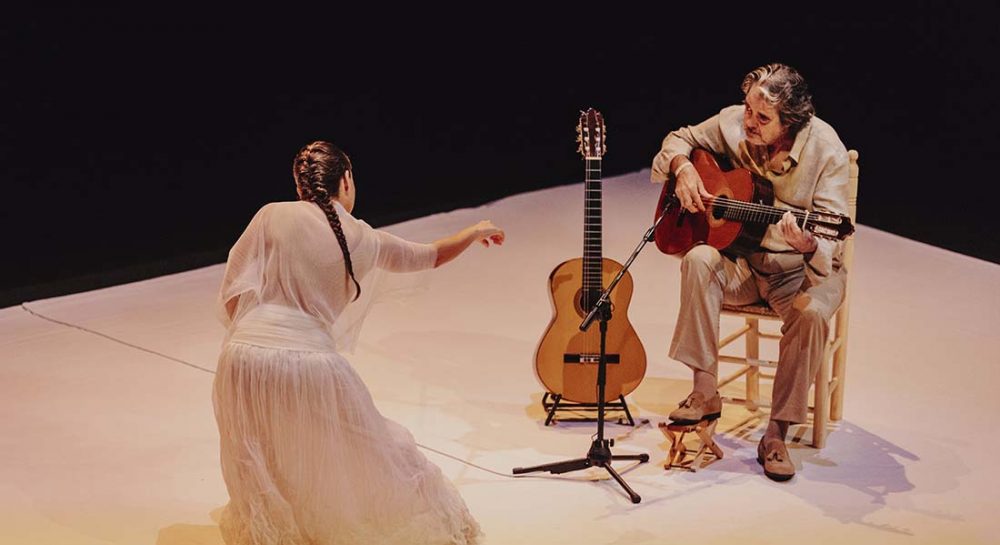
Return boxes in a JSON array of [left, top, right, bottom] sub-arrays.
[[658, 419, 724, 471]]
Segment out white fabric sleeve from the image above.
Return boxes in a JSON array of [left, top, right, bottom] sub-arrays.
[[217, 204, 270, 328], [375, 229, 438, 272], [330, 220, 435, 353]]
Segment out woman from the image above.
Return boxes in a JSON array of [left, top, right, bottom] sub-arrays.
[[213, 141, 503, 544]]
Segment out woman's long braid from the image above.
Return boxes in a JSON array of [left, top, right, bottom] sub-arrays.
[[307, 179, 362, 301], [293, 142, 362, 301]]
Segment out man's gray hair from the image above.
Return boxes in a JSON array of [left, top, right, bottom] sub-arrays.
[[741, 63, 815, 134]]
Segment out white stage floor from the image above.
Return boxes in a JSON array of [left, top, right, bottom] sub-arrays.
[[3, 170, 999, 545]]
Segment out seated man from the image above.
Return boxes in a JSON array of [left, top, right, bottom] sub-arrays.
[[650, 63, 849, 481]]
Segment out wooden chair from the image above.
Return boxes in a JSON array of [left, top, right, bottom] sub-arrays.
[[717, 150, 859, 448]]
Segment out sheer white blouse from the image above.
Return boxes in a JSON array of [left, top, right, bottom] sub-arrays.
[[218, 200, 437, 351]]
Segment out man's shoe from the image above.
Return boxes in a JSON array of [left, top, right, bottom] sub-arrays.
[[757, 437, 795, 481], [668, 391, 722, 425]]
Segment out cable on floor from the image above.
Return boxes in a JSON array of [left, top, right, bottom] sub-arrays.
[[20, 302, 652, 482]]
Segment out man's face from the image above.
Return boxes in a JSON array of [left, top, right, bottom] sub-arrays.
[[743, 85, 788, 147]]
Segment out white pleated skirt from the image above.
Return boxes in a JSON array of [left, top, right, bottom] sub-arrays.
[[213, 304, 481, 545]]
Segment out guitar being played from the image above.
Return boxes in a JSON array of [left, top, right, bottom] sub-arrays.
[[653, 148, 854, 257], [649, 63, 853, 482]]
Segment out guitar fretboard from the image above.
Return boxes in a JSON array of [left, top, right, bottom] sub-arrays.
[[709, 197, 819, 229], [583, 157, 603, 291]]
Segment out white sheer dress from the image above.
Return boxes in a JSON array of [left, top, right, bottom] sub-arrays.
[[213, 200, 481, 544]]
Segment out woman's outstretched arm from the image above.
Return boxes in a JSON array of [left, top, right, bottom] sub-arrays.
[[433, 220, 505, 268]]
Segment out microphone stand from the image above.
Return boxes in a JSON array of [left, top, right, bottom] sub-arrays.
[[513, 203, 673, 504]]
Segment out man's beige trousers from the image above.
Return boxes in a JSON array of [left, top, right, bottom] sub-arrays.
[[669, 245, 846, 423]]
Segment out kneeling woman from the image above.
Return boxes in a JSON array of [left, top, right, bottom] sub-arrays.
[[213, 141, 504, 545]]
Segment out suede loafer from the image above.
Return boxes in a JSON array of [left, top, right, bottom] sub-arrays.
[[757, 437, 795, 481], [668, 391, 722, 425]]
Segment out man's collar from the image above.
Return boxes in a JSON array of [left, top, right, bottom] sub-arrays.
[[787, 118, 813, 166]]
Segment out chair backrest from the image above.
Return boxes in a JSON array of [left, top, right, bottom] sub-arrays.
[[835, 150, 859, 329], [843, 150, 860, 277]]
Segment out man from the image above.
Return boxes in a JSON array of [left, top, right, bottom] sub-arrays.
[[650, 63, 849, 481]]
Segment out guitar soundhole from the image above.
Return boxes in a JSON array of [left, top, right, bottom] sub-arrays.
[[575, 288, 603, 317], [712, 196, 729, 219]]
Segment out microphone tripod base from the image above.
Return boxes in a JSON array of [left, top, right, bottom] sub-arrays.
[[512, 439, 650, 504]]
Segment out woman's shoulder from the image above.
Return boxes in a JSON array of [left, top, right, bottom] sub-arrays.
[[261, 200, 313, 213], [249, 201, 328, 232], [258, 200, 323, 218], [255, 200, 369, 232]]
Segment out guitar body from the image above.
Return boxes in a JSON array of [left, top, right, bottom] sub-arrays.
[[533, 108, 647, 404], [654, 149, 775, 256], [534, 257, 647, 403]]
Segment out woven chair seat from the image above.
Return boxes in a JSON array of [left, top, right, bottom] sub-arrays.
[[721, 302, 779, 317]]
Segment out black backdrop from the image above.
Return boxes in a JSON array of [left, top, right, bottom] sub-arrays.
[[3, 6, 998, 307]]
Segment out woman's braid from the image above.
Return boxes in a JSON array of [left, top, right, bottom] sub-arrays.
[[293, 142, 361, 301]]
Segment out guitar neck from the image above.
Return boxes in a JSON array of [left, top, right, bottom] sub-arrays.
[[704, 194, 853, 240], [709, 197, 812, 228], [583, 157, 603, 290]]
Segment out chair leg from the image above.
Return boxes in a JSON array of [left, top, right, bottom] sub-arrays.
[[831, 335, 848, 422], [831, 304, 851, 421], [745, 318, 760, 409], [812, 344, 832, 448], [831, 348, 847, 421]]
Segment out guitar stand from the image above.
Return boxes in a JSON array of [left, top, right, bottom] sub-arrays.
[[515, 308, 649, 503], [513, 211, 669, 504], [542, 392, 636, 427]]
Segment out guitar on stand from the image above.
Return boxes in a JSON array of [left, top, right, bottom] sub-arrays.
[[534, 108, 647, 426], [516, 108, 657, 504]]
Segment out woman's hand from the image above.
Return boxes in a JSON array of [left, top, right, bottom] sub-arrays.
[[433, 220, 505, 267], [473, 220, 505, 247]]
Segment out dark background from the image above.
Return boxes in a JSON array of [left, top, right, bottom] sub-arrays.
[[3, 5, 998, 308]]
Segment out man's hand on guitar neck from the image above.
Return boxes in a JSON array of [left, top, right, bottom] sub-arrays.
[[779, 211, 819, 254], [671, 156, 714, 213]]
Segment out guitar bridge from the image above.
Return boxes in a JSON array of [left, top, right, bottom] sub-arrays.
[[563, 353, 621, 364]]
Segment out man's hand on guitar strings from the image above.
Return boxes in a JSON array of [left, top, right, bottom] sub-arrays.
[[779, 211, 818, 254], [674, 163, 714, 214]]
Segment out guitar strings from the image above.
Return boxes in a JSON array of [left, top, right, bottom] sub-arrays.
[[672, 198, 850, 234], [695, 198, 818, 218], [685, 196, 844, 221]]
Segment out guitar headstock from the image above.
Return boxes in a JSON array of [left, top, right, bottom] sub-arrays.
[[805, 211, 856, 240], [576, 108, 606, 160]]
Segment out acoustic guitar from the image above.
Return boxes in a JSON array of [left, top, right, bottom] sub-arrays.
[[654, 148, 855, 256], [534, 109, 647, 404]]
